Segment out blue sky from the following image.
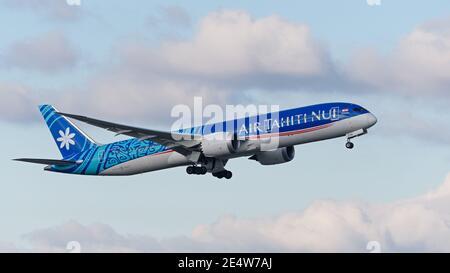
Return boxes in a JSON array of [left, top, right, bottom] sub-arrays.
[[1, 0, 450, 252]]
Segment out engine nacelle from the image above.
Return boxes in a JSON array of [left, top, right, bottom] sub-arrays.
[[250, 146, 295, 165], [201, 132, 241, 157]]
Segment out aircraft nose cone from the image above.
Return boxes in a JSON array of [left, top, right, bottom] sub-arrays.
[[366, 113, 377, 128]]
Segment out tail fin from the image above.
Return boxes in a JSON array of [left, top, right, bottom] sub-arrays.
[[39, 105, 97, 159]]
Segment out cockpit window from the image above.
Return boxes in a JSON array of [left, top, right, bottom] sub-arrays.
[[353, 107, 363, 112]]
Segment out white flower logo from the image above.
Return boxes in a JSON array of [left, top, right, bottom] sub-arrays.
[[57, 127, 76, 150]]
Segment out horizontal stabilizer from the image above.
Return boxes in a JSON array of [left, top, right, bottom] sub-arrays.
[[14, 158, 82, 166]]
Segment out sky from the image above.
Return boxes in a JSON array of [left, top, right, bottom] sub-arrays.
[[1, 0, 450, 252]]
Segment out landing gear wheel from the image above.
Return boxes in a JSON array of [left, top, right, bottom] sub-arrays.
[[213, 170, 232, 180], [224, 171, 232, 179], [187, 166, 208, 175], [345, 141, 354, 149]]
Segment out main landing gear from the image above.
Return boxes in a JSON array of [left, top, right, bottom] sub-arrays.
[[186, 158, 233, 180], [186, 165, 233, 179], [186, 166, 207, 175], [212, 170, 232, 179]]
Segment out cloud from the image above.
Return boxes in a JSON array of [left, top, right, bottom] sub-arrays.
[[378, 111, 450, 145], [23, 220, 163, 252], [1, 0, 83, 22], [52, 12, 450, 126], [17, 173, 450, 252], [3, 10, 450, 128], [0, 241, 16, 253], [130, 10, 336, 89], [194, 173, 450, 252], [346, 18, 450, 95], [61, 72, 231, 124], [51, 10, 336, 124], [0, 82, 39, 122], [44, 9, 334, 123], [2, 31, 79, 73], [136, 11, 450, 95]]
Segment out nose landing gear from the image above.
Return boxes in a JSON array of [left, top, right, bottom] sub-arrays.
[[345, 141, 354, 149], [345, 128, 367, 149]]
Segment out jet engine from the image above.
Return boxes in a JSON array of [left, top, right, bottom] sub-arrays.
[[200, 132, 242, 158], [249, 146, 295, 165]]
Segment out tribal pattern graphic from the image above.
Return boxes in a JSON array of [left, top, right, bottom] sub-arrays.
[[101, 139, 168, 171], [50, 139, 169, 175]]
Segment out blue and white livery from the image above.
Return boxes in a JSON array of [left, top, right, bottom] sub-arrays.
[[15, 102, 377, 179]]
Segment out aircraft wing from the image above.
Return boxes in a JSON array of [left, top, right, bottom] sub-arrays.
[[57, 112, 201, 156], [14, 158, 82, 166]]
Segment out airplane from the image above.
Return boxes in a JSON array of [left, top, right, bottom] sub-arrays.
[[14, 103, 377, 179]]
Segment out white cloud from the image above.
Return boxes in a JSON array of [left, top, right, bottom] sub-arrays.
[[44, 61, 232, 126], [23, 220, 163, 252], [3, 31, 79, 73], [17, 173, 450, 252], [3, 11, 450, 129], [190, 202, 376, 252], [376, 110, 450, 145], [126, 10, 333, 82], [164, 10, 328, 77], [195, 173, 450, 252], [0, 241, 16, 253], [346, 19, 450, 95], [26, 12, 450, 125], [50, 10, 334, 123]]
